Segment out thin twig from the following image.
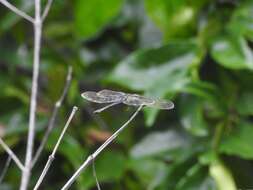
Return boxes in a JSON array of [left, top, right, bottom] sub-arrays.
[[33, 106, 78, 190], [0, 155, 12, 184], [92, 156, 101, 190], [61, 105, 143, 190], [0, 138, 24, 171], [20, 0, 42, 189], [41, 0, 53, 21], [0, 0, 34, 23], [32, 66, 73, 167]]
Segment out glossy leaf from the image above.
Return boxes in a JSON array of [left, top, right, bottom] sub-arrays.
[[74, 0, 123, 38], [228, 0, 253, 41], [128, 158, 168, 190], [219, 121, 253, 159], [144, 0, 207, 40], [211, 35, 253, 70], [108, 40, 200, 91], [130, 129, 189, 158], [175, 164, 215, 190], [164, 149, 201, 189], [179, 95, 209, 137], [107, 40, 202, 125], [236, 91, 253, 116]]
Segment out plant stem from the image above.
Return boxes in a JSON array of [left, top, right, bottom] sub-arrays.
[[0, 155, 12, 184], [41, 0, 53, 21], [92, 157, 101, 190], [212, 121, 225, 152], [0, 0, 34, 23], [32, 66, 72, 167], [20, 0, 42, 189], [61, 105, 143, 190], [0, 139, 24, 171], [33, 106, 78, 190]]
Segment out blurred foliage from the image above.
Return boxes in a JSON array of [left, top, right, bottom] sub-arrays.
[[0, 0, 253, 189]]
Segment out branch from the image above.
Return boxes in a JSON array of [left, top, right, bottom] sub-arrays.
[[0, 138, 24, 171], [32, 66, 73, 167], [61, 105, 143, 190], [92, 156, 101, 190], [0, 0, 34, 23], [0, 155, 11, 184], [41, 0, 53, 21], [33, 106, 78, 190], [20, 0, 42, 189]]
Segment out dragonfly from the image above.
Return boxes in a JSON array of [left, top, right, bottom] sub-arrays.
[[81, 89, 174, 113]]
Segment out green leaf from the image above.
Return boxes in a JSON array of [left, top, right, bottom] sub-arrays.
[[211, 35, 253, 70], [107, 40, 202, 126], [165, 150, 201, 189], [209, 159, 236, 190], [130, 129, 188, 158], [107, 40, 200, 91], [74, 0, 123, 38], [219, 121, 253, 159], [175, 164, 215, 190], [128, 158, 168, 190], [179, 95, 209, 137], [228, 0, 253, 41], [80, 151, 127, 189], [182, 81, 221, 102], [144, 0, 208, 41], [3, 86, 29, 105], [94, 151, 126, 181], [198, 151, 217, 166], [236, 91, 253, 116]]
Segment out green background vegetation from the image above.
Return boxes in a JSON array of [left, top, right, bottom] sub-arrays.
[[0, 0, 253, 189]]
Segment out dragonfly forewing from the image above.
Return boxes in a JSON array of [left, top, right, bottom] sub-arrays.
[[97, 89, 125, 102], [81, 91, 119, 103], [123, 94, 155, 106]]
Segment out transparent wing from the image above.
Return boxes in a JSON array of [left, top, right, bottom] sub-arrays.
[[147, 99, 174, 110], [123, 94, 155, 106], [97, 89, 125, 102], [81, 91, 119, 103], [82, 90, 174, 110]]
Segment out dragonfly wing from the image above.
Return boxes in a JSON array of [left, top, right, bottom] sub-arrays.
[[81, 91, 118, 103], [123, 94, 154, 106], [148, 99, 174, 110], [97, 89, 125, 102]]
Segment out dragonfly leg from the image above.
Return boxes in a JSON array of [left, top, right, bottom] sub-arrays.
[[94, 102, 121, 113]]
